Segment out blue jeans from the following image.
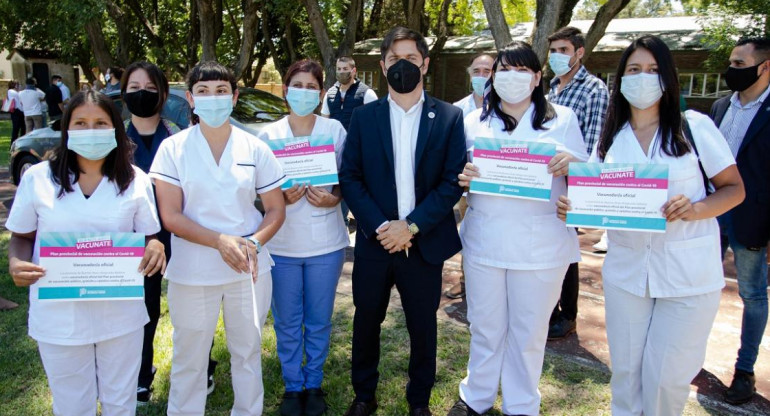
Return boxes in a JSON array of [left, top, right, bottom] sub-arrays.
[[271, 249, 345, 391], [720, 213, 769, 373]]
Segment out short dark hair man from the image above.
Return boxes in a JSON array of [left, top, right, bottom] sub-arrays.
[[339, 26, 466, 416], [710, 36, 770, 406], [45, 75, 64, 120], [103, 67, 123, 93], [545, 26, 609, 341], [321, 56, 378, 130]]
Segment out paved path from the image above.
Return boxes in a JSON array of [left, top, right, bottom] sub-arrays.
[[1, 169, 768, 414]]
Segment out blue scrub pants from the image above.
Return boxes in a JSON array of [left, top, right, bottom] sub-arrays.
[[271, 249, 345, 392]]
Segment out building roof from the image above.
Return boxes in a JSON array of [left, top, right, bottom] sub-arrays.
[[354, 15, 746, 55]]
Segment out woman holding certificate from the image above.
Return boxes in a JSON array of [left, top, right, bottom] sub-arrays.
[[557, 35, 744, 415], [448, 41, 587, 416], [256, 59, 347, 416], [6, 89, 166, 415], [150, 61, 286, 415]]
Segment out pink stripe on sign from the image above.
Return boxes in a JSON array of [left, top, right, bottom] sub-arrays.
[[473, 149, 553, 164], [568, 176, 668, 189], [40, 247, 145, 257], [273, 145, 335, 158]]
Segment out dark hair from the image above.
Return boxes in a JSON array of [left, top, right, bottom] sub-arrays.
[[51, 75, 62, 82], [284, 59, 324, 88], [337, 56, 356, 68], [547, 26, 585, 51], [8, 80, 17, 90], [49, 90, 135, 197], [597, 35, 688, 160], [121, 61, 170, 115], [186, 61, 237, 92], [380, 27, 429, 60], [108, 67, 124, 80], [483, 41, 555, 132], [26, 77, 36, 86], [736, 37, 770, 63]]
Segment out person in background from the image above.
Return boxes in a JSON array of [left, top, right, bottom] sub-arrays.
[[56, 74, 71, 105], [447, 41, 587, 416], [18, 77, 45, 132], [257, 59, 348, 416], [447, 52, 495, 301], [6, 89, 166, 415], [545, 26, 610, 341], [558, 35, 744, 415], [6, 80, 26, 142], [151, 61, 286, 416], [103, 67, 123, 94], [45, 75, 64, 121], [710, 37, 770, 405]]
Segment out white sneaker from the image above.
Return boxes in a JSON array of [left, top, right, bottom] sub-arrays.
[[593, 231, 608, 252]]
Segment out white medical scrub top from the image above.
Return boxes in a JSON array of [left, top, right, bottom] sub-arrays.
[[150, 124, 286, 285], [461, 104, 588, 270], [591, 110, 735, 298], [453, 93, 478, 118], [5, 162, 160, 346], [257, 116, 349, 257]]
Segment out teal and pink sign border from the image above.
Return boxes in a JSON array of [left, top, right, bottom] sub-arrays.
[[470, 137, 556, 200], [267, 134, 338, 190]]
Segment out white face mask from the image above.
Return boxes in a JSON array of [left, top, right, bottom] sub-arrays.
[[493, 70, 534, 105], [549, 52, 577, 77], [620, 73, 664, 110]]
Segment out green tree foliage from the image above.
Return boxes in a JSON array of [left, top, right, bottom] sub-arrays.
[[695, 1, 770, 70]]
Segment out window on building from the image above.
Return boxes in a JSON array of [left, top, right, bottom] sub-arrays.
[[358, 70, 380, 90]]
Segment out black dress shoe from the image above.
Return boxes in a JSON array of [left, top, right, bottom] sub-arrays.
[[547, 317, 576, 340], [410, 407, 432, 416], [279, 391, 304, 416], [343, 399, 378, 416], [725, 369, 756, 405], [446, 399, 480, 416], [304, 388, 328, 416]]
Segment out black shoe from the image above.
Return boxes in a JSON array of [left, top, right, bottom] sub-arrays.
[[446, 399, 480, 416], [547, 317, 576, 340], [279, 391, 305, 416], [410, 407, 432, 416], [343, 399, 378, 416], [725, 369, 756, 405], [136, 386, 152, 406], [304, 388, 327, 416]]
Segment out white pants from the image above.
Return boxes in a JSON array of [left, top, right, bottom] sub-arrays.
[[459, 258, 567, 415], [604, 283, 721, 416], [38, 327, 143, 416], [167, 274, 272, 416]]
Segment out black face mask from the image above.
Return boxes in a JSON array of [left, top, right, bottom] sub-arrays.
[[386, 59, 423, 94], [724, 62, 766, 92], [124, 90, 160, 118]]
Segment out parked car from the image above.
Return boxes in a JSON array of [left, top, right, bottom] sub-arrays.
[[9, 86, 288, 185]]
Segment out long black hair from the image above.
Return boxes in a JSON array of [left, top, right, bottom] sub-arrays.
[[482, 41, 555, 132], [597, 35, 689, 160], [49, 90, 135, 197]]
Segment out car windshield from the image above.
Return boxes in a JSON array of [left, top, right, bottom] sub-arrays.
[[233, 89, 287, 123]]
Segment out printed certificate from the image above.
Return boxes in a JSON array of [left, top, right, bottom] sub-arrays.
[[469, 137, 557, 201], [37, 232, 145, 301], [566, 163, 669, 232], [267, 135, 338, 190]]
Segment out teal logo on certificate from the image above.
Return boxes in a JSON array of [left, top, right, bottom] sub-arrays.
[[267, 135, 339, 190], [566, 163, 669, 232], [37, 232, 145, 301], [469, 137, 557, 201]]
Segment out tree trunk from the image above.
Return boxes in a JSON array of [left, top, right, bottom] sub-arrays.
[[84, 18, 114, 74], [261, 3, 286, 78], [187, 0, 201, 70], [365, 0, 384, 38], [124, 0, 164, 49], [301, 0, 337, 88], [530, 0, 564, 65], [338, 0, 363, 58], [233, 0, 260, 80], [197, 0, 218, 61], [429, 0, 451, 62], [556, 0, 580, 30], [105, 1, 132, 66], [214, 0, 224, 41], [248, 46, 269, 87], [583, 0, 631, 61], [482, 0, 511, 50], [403, 0, 426, 33]]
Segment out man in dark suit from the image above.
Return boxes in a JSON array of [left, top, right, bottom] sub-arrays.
[[710, 37, 770, 405], [339, 26, 467, 416]]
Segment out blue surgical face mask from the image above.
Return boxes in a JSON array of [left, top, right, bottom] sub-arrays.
[[549, 52, 577, 77], [193, 95, 233, 128], [67, 128, 118, 160], [286, 87, 321, 117], [470, 76, 488, 97]]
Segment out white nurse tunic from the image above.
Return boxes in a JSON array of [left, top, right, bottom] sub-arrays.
[[257, 116, 349, 258]]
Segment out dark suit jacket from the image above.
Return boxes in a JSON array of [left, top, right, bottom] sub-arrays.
[[340, 94, 466, 265], [711, 94, 770, 247]]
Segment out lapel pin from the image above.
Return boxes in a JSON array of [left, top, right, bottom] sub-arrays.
[[428, 112, 435, 119]]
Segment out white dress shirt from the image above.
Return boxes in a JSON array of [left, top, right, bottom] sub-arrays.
[[591, 110, 736, 297], [388, 93, 424, 221], [18, 88, 45, 116]]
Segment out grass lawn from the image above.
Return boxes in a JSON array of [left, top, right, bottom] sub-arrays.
[[0, 232, 718, 415], [0, 120, 11, 167]]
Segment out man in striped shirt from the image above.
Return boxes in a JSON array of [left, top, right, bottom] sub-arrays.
[[545, 26, 609, 340]]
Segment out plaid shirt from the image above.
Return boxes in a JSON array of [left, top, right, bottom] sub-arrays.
[[547, 66, 609, 155]]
